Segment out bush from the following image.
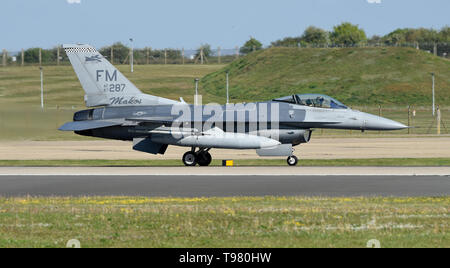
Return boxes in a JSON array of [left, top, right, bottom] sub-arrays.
[[240, 38, 263, 54], [301, 26, 329, 45], [330, 22, 367, 45]]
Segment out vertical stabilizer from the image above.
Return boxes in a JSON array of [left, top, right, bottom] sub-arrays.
[[63, 44, 178, 107]]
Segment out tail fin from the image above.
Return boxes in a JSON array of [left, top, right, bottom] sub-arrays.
[[63, 44, 177, 107]]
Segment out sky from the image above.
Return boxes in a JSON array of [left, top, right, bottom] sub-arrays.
[[1, 0, 449, 51]]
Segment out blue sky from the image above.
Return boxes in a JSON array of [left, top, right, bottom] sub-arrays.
[[1, 0, 449, 51]]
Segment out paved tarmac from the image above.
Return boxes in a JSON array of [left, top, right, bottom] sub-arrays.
[[2, 137, 450, 160], [0, 166, 449, 176], [0, 174, 448, 197]]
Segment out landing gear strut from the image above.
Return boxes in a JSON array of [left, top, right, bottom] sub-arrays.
[[287, 155, 298, 166], [182, 148, 212, 167]]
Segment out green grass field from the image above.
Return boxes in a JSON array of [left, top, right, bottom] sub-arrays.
[[0, 158, 449, 167], [0, 64, 224, 106], [0, 196, 448, 248]]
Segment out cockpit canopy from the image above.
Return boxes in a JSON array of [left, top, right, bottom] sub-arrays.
[[274, 94, 348, 109]]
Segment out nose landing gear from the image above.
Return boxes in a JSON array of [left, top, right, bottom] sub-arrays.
[[182, 148, 212, 167]]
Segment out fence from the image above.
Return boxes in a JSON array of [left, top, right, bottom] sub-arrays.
[[315, 105, 449, 137], [271, 42, 450, 58], [1, 42, 448, 67], [0, 47, 242, 67]]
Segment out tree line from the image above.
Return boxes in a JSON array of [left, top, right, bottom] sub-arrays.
[[4, 23, 449, 65], [270, 23, 449, 47]]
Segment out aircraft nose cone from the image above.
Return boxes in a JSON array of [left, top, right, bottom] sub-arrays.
[[363, 113, 408, 131], [382, 119, 408, 130]]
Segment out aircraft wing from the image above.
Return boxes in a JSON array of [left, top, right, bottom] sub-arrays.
[[59, 120, 124, 131], [125, 117, 175, 124]]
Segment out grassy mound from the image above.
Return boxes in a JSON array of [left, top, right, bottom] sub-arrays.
[[201, 47, 450, 106]]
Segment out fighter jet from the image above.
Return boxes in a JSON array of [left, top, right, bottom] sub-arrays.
[[59, 44, 407, 166]]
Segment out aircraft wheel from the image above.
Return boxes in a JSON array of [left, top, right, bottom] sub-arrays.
[[287, 156, 298, 166], [182, 152, 197, 167], [197, 152, 212, 166]]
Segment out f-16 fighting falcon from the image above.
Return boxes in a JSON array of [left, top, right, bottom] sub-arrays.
[[60, 44, 408, 166]]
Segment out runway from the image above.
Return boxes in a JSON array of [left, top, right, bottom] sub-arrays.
[[0, 174, 448, 197], [1, 166, 449, 176]]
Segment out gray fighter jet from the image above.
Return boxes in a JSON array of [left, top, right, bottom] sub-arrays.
[[60, 44, 407, 166]]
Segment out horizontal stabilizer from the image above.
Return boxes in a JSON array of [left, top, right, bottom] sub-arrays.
[[59, 120, 123, 131]]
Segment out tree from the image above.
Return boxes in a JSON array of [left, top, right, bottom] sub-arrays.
[[99, 42, 129, 64], [383, 29, 408, 45], [330, 22, 367, 46], [383, 28, 442, 45], [301, 26, 328, 45], [195, 44, 212, 59], [439, 26, 450, 42], [368, 35, 382, 45], [240, 38, 263, 54], [22, 48, 54, 64], [271, 37, 302, 47]]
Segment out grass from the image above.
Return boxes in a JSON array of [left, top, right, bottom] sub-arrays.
[[0, 196, 448, 248], [0, 64, 224, 106], [202, 47, 450, 106], [0, 158, 449, 167]]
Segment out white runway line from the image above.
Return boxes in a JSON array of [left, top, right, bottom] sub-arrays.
[[0, 167, 449, 176]]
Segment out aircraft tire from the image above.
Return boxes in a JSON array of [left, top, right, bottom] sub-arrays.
[[287, 156, 298, 166], [197, 152, 212, 166], [183, 152, 197, 167]]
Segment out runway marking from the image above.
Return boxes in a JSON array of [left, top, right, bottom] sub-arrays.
[[1, 167, 449, 176], [0, 174, 449, 177]]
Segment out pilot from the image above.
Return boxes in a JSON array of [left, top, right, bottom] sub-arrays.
[[316, 97, 324, 108]]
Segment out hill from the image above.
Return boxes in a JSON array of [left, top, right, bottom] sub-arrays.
[[201, 47, 450, 106]]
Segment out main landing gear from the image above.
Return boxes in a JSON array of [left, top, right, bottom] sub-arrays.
[[287, 155, 298, 166], [182, 148, 212, 167], [183, 148, 298, 167]]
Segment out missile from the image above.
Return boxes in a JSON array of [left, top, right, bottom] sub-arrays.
[[150, 128, 281, 150]]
